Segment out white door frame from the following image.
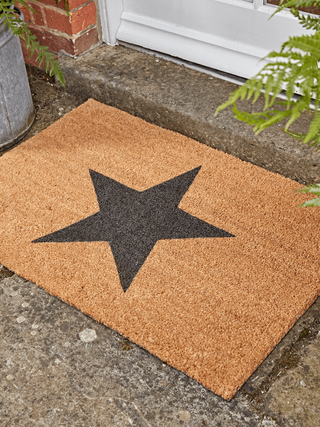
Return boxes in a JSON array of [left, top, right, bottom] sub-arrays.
[[97, 0, 309, 79], [97, 0, 124, 45]]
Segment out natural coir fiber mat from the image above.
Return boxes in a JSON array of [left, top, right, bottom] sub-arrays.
[[1, 99, 320, 399]]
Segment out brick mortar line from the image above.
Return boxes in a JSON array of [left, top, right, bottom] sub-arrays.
[[69, 0, 95, 13], [26, 0, 95, 15], [21, 33, 100, 58], [58, 39, 102, 58], [40, 3, 48, 27], [22, 38, 102, 60], [28, 22, 97, 40]]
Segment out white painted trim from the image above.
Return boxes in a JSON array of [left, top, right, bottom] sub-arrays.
[[117, 8, 306, 79], [254, 0, 264, 10], [97, 0, 123, 45], [120, 11, 270, 58], [118, 17, 266, 78], [101, 0, 309, 80]]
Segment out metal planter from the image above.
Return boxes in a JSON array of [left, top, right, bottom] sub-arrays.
[[0, 11, 35, 151]]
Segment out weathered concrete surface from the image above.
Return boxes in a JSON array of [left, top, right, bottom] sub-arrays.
[[242, 297, 320, 395], [0, 270, 277, 427], [263, 337, 320, 427], [60, 44, 320, 184]]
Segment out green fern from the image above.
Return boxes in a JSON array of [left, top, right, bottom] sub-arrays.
[[216, 1, 320, 147], [0, 0, 68, 85], [216, 0, 320, 205], [272, 0, 320, 13], [296, 183, 320, 206], [290, 7, 320, 30]]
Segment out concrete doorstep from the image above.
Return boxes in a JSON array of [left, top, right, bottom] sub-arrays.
[[0, 46, 320, 426], [60, 44, 320, 185]]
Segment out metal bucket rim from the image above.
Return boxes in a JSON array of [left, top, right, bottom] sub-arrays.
[[0, 5, 24, 25], [0, 6, 24, 49]]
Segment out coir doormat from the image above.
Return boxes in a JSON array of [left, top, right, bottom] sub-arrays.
[[1, 99, 319, 399]]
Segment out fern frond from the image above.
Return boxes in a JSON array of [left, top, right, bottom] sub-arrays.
[[54, 0, 70, 15], [290, 7, 320, 30], [296, 183, 320, 207], [232, 104, 292, 133], [283, 129, 306, 140], [304, 112, 320, 143], [304, 129, 320, 147], [272, 0, 320, 15], [284, 129, 320, 148], [299, 197, 320, 207], [297, 183, 320, 196], [1, 9, 65, 86], [215, 6, 320, 148], [282, 32, 320, 57], [11, 0, 37, 16]]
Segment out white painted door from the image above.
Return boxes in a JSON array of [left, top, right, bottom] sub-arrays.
[[99, 0, 309, 79]]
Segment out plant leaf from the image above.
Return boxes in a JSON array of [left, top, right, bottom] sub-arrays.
[[299, 197, 320, 207], [297, 183, 320, 196]]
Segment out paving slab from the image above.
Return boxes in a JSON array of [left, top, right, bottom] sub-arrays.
[[0, 271, 276, 427], [263, 337, 320, 427], [59, 44, 320, 185]]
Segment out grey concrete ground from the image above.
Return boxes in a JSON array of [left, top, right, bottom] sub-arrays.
[[1, 52, 320, 426], [0, 269, 275, 427]]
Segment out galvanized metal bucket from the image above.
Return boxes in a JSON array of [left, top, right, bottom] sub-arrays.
[[0, 9, 35, 151]]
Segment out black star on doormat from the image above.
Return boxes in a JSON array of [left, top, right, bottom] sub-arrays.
[[33, 166, 235, 292]]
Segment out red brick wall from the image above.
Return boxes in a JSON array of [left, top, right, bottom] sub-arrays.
[[18, 0, 99, 67]]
